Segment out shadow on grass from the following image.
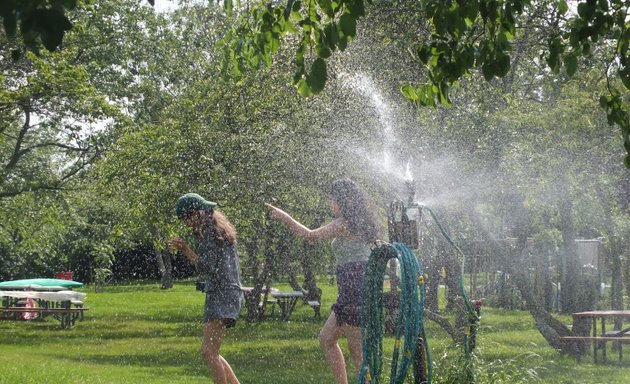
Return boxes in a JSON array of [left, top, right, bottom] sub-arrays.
[[50, 331, 326, 383], [0, 313, 324, 348]]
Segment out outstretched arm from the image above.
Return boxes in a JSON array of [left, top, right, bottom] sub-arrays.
[[265, 203, 345, 241], [168, 237, 198, 264]]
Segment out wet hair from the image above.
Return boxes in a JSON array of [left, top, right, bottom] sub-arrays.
[[207, 210, 237, 246], [330, 178, 379, 242]]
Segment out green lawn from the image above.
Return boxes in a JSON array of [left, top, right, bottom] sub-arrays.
[[0, 280, 628, 384]]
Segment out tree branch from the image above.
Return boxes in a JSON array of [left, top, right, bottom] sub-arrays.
[[5, 101, 31, 172]]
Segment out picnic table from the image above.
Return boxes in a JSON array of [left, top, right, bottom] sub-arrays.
[[240, 286, 279, 318], [241, 287, 314, 321], [0, 278, 88, 329], [270, 290, 303, 321], [561, 310, 630, 363]]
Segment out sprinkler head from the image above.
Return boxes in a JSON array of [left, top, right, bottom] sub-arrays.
[[404, 179, 415, 206]]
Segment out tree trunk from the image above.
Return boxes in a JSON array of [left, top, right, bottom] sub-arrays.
[[513, 267, 581, 355], [151, 226, 172, 289], [557, 174, 581, 313], [468, 206, 582, 358], [594, 181, 624, 328], [300, 238, 322, 303], [442, 239, 461, 311], [252, 227, 279, 321], [617, 174, 630, 308], [243, 237, 261, 322], [155, 247, 173, 289]]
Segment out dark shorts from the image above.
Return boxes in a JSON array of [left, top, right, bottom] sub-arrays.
[[222, 318, 237, 329], [204, 318, 237, 329], [332, 261, 366, 327]]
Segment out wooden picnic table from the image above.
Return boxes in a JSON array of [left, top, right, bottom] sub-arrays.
[[563, 310, 630, 363]]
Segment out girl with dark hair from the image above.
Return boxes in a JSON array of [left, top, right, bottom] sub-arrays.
[[266, 179, 379, 384], [168, 193, 243, 384]]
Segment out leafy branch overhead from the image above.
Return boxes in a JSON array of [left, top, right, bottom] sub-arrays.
[[225, 0, 629, 168], [221, 0, 365, 97], [1, 0, 628, 166], [0, 0, 78, 53]]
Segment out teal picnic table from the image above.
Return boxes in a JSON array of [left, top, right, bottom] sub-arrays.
[[0, 278, 87, 329]]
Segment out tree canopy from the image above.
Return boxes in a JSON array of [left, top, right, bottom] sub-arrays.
[[2, 1, 628, 165], [223, 0, 629, 167]]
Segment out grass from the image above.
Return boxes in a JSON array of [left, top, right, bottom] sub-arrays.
[[0, 279, 629, 384]]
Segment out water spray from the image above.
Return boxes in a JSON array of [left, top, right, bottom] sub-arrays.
[[360, 165, 483, 383], [387, 171, 422, 250]]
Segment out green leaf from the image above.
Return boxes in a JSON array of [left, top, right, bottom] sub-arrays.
[[61, 0, 78, 9], [316, 45, 332, 58], [296, 79, 313, 97], [546, 52, 560, 74], [482, 62, 494, 81], [577, 2, 596, 20], [338, 35, 348, 51], [38, 10, 73, 51], [307, 58, 327, 94], [495, 52, 511, 77], [401, 84, 418, 101], [284, 0, 296, 19], [347, 0, 366, 17], [290, 0, 302, 20], [339, 14, 356, 38], [460, 1, 479, 23], [558, 0, 569, 15], [564, 53, 578, 76], [323, 22, 338, 48], [438, 82, 451, 105], [317, 0, 335, 17]]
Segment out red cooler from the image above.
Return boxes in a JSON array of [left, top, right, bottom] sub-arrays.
[[55, 272, 74, 280]]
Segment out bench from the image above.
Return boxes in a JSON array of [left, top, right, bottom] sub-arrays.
[[306, 300, 321, 320], [605, 330, 630, 337], [1, 306, 88, 329], [259, 298, 278, 316], [561, 335, 630, 362], [560, 336, 630, 342]]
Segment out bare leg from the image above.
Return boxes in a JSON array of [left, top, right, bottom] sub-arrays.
[[202, 320, 240, 384], [341, 324, 363, 376], [319, 312, 348, 384], [219, 355, 239, 384]]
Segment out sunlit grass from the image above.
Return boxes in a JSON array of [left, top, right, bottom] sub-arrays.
[[0, 280, 628, 383]]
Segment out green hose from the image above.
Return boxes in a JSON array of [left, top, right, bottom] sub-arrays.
[[358, 207, 480, 383], [358, 242, 430, 384]]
